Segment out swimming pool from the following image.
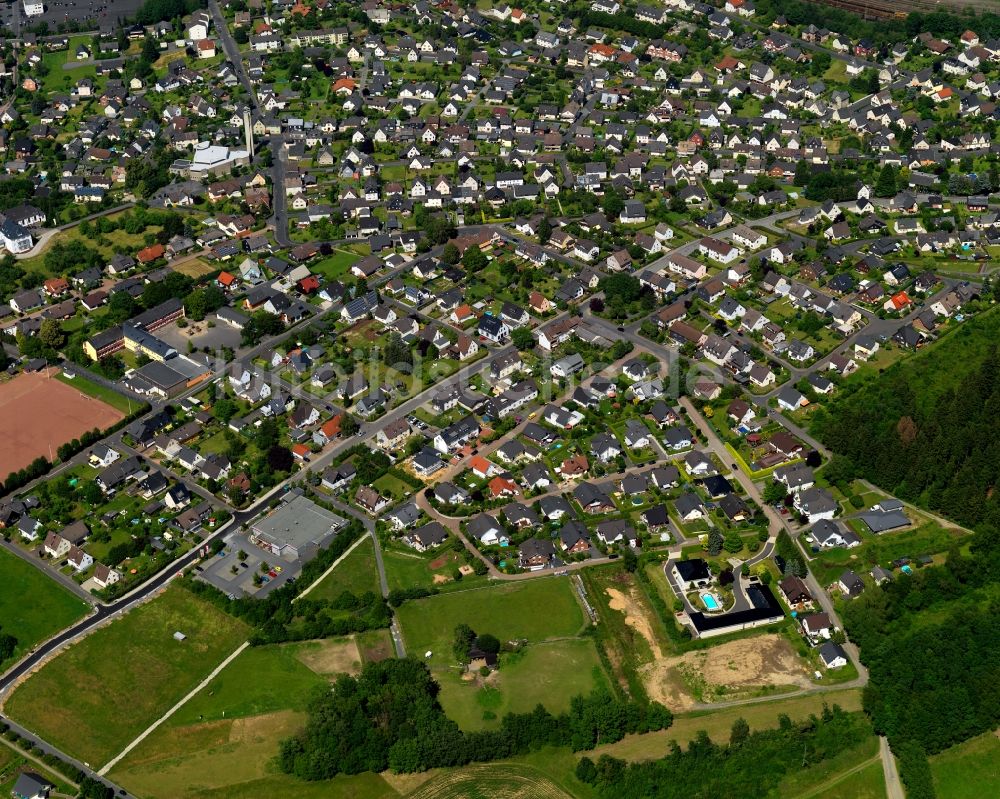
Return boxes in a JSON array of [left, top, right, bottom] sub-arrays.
[[701, 593, 721, 611], [901, 564, 913, 574]]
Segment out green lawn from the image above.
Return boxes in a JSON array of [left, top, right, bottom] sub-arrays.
[[55, 370, 135, 414], [371, 472, 416, 502], [169, 641, 330, 726], [197, 430, 230, 456], [395, 579, 586, 671], [0, 548, 89, 671], [311, 250, 361, 280], [437, 638, 609, 731], [5, 585, 249, 768], [931, 732, 1000, 799], [308, 537, 381, 600], [775, 736, 883, 799], [383, 548, 487, 594]]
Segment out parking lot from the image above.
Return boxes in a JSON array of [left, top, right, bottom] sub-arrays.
[[158, 319, 243, 354], [196, 532, 301, 598], [19, 0, 147, 29]]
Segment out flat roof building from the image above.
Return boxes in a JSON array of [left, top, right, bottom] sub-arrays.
[[249, 495, 347, 561]]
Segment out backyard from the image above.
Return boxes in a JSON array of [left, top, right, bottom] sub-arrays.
[[807, 521, 968, 586]]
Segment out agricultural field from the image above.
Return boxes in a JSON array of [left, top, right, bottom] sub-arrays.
[[108, 634, 395, 799], [4, 585, 249, 768], [930, 732, 1000, 799], [401, 762, 577, 799], [0, 548, 89, 671], [171, 257, 217, 278]]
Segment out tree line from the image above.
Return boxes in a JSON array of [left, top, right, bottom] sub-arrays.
[[278, 658, 673, 780], [578, 704, 871, 799]]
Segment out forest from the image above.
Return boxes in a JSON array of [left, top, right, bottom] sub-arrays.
[[811, 308, 1000, 531], [278, 659, 672, 779], [839, 540, 1000, 799], [812, 307, 1000, 797], [579, 705, 872, 799]]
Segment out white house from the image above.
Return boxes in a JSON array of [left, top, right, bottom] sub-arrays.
[[1, 219, 33, 254], [67, 546, 94, 573], [93, 563, 122, 589]]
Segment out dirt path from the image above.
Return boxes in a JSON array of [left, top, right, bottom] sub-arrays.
[[792, 754, 881, 799], [606, 587, 664, 660]]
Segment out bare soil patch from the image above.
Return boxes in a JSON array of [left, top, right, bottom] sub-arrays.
[[292, 638, 362, 676], [0, 368, 123, 477], [402, 763, 574, 799], [642, 633, 812, 711], [606, 587, 664, 660], [361, 636, 393, 664], [229, 709, 302, 744]]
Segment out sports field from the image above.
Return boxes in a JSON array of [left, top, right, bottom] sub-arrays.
[[0, 368, 123, 479], [0, 548, 89, 671], [3, 585, 249, 768]]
